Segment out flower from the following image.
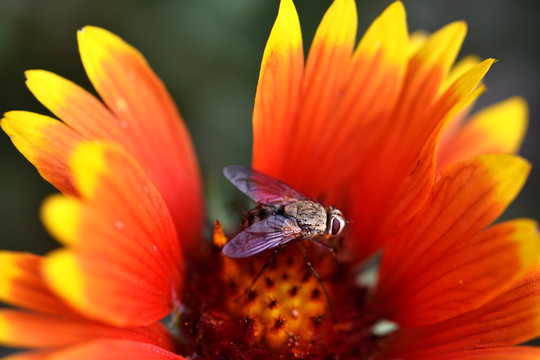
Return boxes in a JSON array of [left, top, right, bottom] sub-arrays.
[[1, 1, 539, 360]]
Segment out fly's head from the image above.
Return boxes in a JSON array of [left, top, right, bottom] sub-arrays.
[[326, 207, 345, 238]]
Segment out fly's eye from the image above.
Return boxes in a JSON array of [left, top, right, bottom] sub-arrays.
[[331, 218, 342, 236], [327, 208, 345, 237]]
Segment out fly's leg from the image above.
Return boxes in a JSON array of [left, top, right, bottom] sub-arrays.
[[310, 237, 342, 277], [296, 242, 338, 323], [234, 246, 281, 303]]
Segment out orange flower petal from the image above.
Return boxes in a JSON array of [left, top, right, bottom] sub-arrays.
[[327, 0, 408, 150], [375, 154, 532, 325], [346, 59, 491, 260], [1, 111, 83, 195], [384, 265, 540, 359], [290, 0, 357, 168], [438, 96, 528, 169], [77, 26, 203, 256], [44, 250, 176, 328], [380, 60, 491, 227], [46, 340, 185, 360], [12, 26, 205, 256], [14, 53, 204, 258], [42, 142, 182, 327], [458, 347, 540, 360], [255, 0, 358, 191], [296, 0, 409, 200], [454, 264, 540, 346], [392, 21, 466, 133], [443, 54, 481, 90], [429, 59, 493, 133], [382, 58, 492, 177], [25, 70, 118, 141], [252, 0, 303, 173], [371, 24, 474, 188], [0, 310, 174, 350], [0, 352, 50, 360], [396, 59, 490, 207], [407, 30, 428, 55], [0, 251, 71, 315]]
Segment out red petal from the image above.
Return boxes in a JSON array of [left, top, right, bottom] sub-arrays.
[[375, 154, 531, 325], [46, 340, 185, 360], [279, 0, 357, 181], [347, 60, 492, 261], [0, 251, 72, 315], [253, 0, 358, 194], [42, 143, 182, 327], [252, 0, 303, 173], [293, 0, 409, 206], [0, 310, 174, 351], [25, 70, 119, 141], [315, 1, 408, 183], [382, 265, 540, 359], [458, 347, 540, 360], [438, 96, 528, 169], [1, 111, 83, 196], [394, 21, 466, 126], [77, 27, 203, 255], [0, 351, 51, 360]]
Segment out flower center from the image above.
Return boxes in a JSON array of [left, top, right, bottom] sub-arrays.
[[177, 235, 387, 359], [222, 244, 335, 350]]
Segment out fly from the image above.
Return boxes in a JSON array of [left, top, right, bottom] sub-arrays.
[[222, 165, 345, 322], [222, 165, 345, 258]]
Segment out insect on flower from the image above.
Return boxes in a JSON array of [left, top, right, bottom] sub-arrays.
[[222, 165, 346, 321], [222, 165, 346, 259]]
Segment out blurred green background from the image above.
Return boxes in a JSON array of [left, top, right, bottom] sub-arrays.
[[0, 0, 539, 353]]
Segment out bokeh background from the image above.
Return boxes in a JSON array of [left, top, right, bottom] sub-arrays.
[[0, 0, 539, 354]]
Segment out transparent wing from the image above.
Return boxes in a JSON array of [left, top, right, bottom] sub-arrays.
[[222, 215, 305, 258], [224, 165, 308, 205]]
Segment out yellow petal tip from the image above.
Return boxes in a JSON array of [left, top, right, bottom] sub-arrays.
[[468, 96, 528, 154], [481, 154, 531, 205], [69, 142, 108, 198], [0, 312, 9, 344], [264, 0, 302, 56], [40, 194, 81, 245], [357, 0, 408, 64], [25, 69, 76, 113], [44, 250, 86, 310], [0, 252, 20, 300], [514, 219, 540, 269], [415, 20, 467, 72], [314, 0, 357, 48], [0, 111, 56, 165]]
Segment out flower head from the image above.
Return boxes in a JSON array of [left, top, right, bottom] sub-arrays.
[[1, 1, 539, 359]]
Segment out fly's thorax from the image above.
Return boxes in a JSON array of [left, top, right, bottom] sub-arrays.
[[284, 201, 327, 234]]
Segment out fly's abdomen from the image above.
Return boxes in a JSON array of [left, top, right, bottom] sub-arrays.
[[242, 204, 284, 228]]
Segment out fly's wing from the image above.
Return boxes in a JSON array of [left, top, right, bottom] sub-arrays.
[[224, 165, 308, 205], [222, 215, 305, 258]]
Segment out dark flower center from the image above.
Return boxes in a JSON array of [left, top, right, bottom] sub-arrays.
[[176, 242, 389, 359]]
